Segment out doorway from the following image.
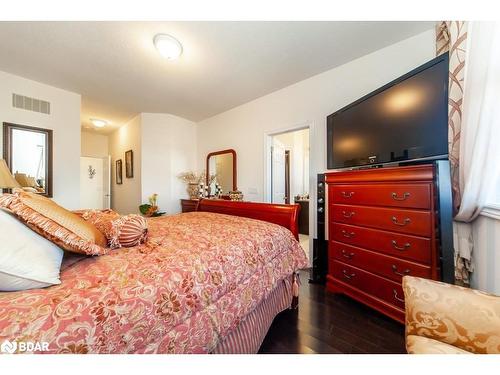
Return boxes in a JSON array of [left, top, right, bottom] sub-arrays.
[[267, 127, 310, 259], [79, 156, 111, 209]]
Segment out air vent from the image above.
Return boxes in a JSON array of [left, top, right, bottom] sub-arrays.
[[12, 93, 50, 114]]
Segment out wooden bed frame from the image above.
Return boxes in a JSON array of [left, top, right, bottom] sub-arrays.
[[196, 199, 300, 240]]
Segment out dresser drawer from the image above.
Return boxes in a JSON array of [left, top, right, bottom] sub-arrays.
[[331, 260, 405, 309], [330, 223, 432, 264], [329, 241, 432, 282], [181, 199, 198, 213], [331, 204, 432, 237], [329, 183, 432, 209]]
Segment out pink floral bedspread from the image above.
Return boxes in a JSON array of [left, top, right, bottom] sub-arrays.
[[0, 212, 308, 353]]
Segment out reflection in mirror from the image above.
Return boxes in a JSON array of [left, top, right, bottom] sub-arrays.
[[12, 129, 46, 192], [3, 123, 52, 197], [208, 153, 233, 194], [206, 149, 236, 197]]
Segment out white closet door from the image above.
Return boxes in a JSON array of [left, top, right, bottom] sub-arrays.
[[80, 157, 104, 210], [271, 139, 286, 204], [102, 156, 111, 209]]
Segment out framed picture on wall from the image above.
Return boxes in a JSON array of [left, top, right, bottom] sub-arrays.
[[125, 150, 134, 178], [116, 159, 123, 185]]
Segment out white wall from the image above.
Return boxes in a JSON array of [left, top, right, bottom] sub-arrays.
[[197, 30, 436, 249], [141, 113, 197, 215], [109, 115, 142, 214], [81, 131, 109, 158], [0, 70, 81, 209], [471, 213, 500, 294], [108, 112, 197, 215]]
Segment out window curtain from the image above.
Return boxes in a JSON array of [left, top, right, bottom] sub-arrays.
[[436, 21, 500, 285]]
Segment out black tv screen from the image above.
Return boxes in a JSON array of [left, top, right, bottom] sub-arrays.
[[327, 53, 449, 169]]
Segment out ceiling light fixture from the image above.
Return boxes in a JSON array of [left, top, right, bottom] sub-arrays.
[[90, 118, 108, 128], [153, 34, 183, 60]]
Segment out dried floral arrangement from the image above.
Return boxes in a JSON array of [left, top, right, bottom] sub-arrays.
[[177, 171, 204, 184], [177, 171, 218, 185], [178, 171, 218, 199]]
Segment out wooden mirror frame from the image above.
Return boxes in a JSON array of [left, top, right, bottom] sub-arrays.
[[206, 149, 237, 192], [2, 122, 53, 197]]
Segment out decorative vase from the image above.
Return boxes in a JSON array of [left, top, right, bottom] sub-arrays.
[[187, 183, 199, 200]]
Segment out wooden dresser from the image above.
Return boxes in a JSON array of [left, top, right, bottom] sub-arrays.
[[325, 164, 440, 323], [180, 199, 199, 213]]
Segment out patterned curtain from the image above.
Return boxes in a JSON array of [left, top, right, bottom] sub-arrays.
[[436, 21, 468, 214], [436, 21, 470, 284]]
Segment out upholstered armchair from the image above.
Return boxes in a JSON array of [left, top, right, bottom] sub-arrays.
[[402, 276, 500, 354]]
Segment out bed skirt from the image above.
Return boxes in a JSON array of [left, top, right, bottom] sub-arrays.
[[211, 274, 296, 354]]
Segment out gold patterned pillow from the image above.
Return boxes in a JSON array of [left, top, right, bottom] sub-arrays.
[[0, 193, 108, 256], [403, 276, 500, 354]]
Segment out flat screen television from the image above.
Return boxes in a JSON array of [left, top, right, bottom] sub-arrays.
[[327, 53, 449, 169]]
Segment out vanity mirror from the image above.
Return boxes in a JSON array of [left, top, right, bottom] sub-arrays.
[[206, 149, 237, 197], [3, 122, 53, 197]]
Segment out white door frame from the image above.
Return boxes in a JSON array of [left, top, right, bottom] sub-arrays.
[[263, 122, 311, 204], [264, 121, 314, 265]]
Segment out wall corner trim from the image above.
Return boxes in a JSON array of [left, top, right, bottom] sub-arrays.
[[480, 205, 500, 221]]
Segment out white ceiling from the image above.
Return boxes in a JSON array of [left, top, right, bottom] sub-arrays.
[[0, 21, 435, 133]]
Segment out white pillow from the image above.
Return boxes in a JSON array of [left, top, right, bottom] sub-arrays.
[[0, 208, 63, 291]]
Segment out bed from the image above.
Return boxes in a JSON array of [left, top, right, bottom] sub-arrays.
[[0, 199, 308, 354]]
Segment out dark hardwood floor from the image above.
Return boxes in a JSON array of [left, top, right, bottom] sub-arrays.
[[259, 270, 406, 354]]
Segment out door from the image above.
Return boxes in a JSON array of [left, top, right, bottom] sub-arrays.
[[102, 156, 111, 209], [80, 156, 110, 210], [271, 139, 286, 204]]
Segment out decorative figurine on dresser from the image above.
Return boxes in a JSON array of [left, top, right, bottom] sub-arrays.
[[325, 164, 452, 323]]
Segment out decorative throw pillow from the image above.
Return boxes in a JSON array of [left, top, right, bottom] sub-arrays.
[[0, 208, 63, 291], [114, 214, 149, 247], [0, 193, 108, 256], [76, 209, 148, 249]]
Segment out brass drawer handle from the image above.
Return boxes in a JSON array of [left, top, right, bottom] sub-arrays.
[[341, 250, 355, 259], [393, 289, 405, 303], [391, 240, 411, 251], [342, 230, 355, 238], [342, 210, 355, 218], [392, 216, 411, 226], [342, 270, 356, 280], [392, 265, 411, 277], [391, 192, 410, 201], [341, 191, 355, 198]]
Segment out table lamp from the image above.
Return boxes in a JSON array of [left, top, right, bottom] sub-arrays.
[[0, 159, 21, 193]]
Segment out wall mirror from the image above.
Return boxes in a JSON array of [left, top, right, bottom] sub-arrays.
[[3, 122, 53, 197], [206, 149, 237, 196]]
